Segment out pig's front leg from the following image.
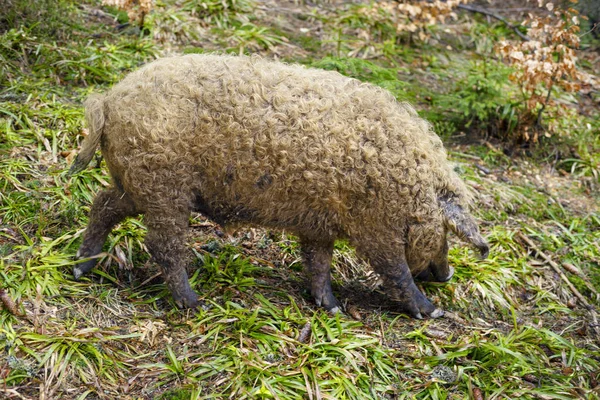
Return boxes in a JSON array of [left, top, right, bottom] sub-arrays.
[[415, 239, 454, 283], [378, 260, 444, 319]]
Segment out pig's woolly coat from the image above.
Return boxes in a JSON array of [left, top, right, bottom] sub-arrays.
[[73, 53, 478, 279]]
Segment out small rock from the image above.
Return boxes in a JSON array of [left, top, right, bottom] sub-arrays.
[[201, 240, 221, 253], [431, 365, 457, 383]]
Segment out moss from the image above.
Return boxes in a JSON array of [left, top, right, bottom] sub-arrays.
[[157, 388, 197, 400], [286, 32, 323, 53]]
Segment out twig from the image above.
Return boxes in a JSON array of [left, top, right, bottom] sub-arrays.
[[519, 233, 590, 307], [457, 4, 531, 41], [475, 164, 491, 175], [579, 22, 599, 38], [0, 286, 36, 327], [536, 75, 556, 129], [485, 8, 538, 12], [518, 233, 600, 339], [0, 387, 34, 400], [134, 271, 162, 290], [256, 5, 307, 15], [449, 151, 482, 161], [561, 262, 600, 299]]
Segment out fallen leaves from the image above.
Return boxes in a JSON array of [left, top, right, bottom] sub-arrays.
[[495, 1, 583, 138]]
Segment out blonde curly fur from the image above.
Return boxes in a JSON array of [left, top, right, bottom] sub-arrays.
[[72, 54, 488, 315]]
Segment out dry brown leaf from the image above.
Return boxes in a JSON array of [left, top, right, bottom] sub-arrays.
[[298, 322, 311, 343], [562, 262, 582, 276], [346, 304, 362, 321], [472, 387, 484, 400], [0, 288, 21, 317]]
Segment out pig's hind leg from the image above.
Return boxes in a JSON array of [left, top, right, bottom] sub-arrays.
[[74, 187, 138, 279], [300, 237, 341, 313], [144, 208, 199, 309]]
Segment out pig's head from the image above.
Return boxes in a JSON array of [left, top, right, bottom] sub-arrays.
[[439, 195, 489, 259]]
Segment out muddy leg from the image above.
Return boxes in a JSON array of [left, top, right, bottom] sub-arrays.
[[300, 237, 340, 313], [74, 188, 137, 279], [145, 212, 198, 309], [379, 261, 444, 319], [361, 244, 443, 319]]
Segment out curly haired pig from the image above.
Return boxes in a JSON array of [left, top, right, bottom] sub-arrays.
[[70, 54, 489, 319]]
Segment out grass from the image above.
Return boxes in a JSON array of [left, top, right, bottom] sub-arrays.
[[1, 0, 599, 398]]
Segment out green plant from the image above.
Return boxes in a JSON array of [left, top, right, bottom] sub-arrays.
[[433, 60, 519, 138], [227, 23, 284, 54], [0, 0, 76, 39], [334, 2, 398, 43], [558, 117, 600, 186], [310, 57, 412, 101], [196, 245, 261, 290], [182, 0, 255, 28]]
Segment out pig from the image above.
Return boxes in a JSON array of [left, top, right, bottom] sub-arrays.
[[70, 54, 489, 318]]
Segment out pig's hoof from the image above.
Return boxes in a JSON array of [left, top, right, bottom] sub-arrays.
[[173, 291, 200, 309], [313, 289, 341, 314], [73, 266, 84, 280], [327, 305, 343, 315], [430, 308, 444, 318], [72, 258, 98, 280], [415, 269, 433, 282], [397, 283, 441, 319]]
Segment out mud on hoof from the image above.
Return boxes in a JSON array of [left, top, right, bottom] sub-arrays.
[[312, 288, 342, 314]]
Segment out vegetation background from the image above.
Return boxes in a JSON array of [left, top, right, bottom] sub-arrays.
[[1, 0, 599, 398]]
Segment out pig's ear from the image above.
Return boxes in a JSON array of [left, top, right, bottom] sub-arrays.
[[439, 196, 489, 259]]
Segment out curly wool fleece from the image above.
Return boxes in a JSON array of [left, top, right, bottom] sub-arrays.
[[71, 54, 488, 317]]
